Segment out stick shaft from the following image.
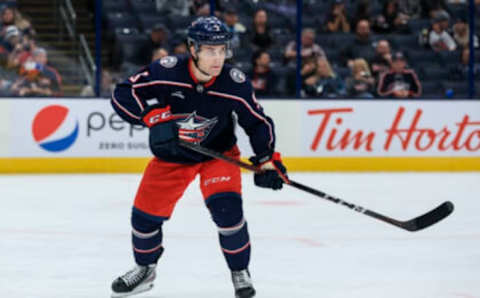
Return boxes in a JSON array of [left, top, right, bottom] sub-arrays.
[[179, 141, 453, 232]]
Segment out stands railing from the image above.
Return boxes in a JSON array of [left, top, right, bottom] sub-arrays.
[[59, 0, 96, 93]]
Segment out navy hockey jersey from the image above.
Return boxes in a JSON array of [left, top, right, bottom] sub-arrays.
[[111, 55, 276, 163]]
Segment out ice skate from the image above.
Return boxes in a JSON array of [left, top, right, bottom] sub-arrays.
[[231, 269, 256, 298], [111, 264, 156, 297]]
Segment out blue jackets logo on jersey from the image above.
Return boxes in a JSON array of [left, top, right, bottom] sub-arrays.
[[175, 111, 218, 144]]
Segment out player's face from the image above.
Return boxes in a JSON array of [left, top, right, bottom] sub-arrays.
[[196, 44, 227, 76]]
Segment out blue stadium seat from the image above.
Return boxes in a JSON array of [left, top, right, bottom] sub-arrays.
[[389, 34, 420, 50], [323, 47, 340, 63], [103, 0, 128, 13], [130, 0, 156, 14], [166, 15, 196, 33], [421, 81, 444, 98], [421, 66, 450, 81], [138, 15, 169, 33], [437, 50, 461, 66], [332, 33, 356, 48], [114, 28, 148, 65], [407, 49, 441, 67], [407, 18, 431, 34], [447, 3, 467, 19], [334, 66, 351, 79], [105, 12, 138, 31]]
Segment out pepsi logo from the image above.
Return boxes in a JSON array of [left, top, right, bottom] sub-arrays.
[[32, 105, 79, 152]]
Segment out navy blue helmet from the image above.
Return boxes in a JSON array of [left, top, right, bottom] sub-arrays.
[[187, 16, 233, 58]]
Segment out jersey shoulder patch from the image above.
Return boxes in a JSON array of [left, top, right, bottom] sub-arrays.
[[229, 68, 246, 83], [159, 56, 178, 68]]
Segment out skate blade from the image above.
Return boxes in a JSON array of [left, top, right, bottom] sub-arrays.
[[111, 282, 154, 298]]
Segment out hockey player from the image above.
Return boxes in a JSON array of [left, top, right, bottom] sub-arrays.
[[110, 16, 288, 298]]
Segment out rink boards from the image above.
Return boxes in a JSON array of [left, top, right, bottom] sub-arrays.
[[0, 98, 479, 173]]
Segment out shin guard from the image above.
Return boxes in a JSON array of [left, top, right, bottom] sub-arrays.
[[131, 210, 164, 265]]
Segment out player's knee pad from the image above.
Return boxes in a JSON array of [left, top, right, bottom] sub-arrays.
[[131, 209, 164, 232], [206, 193, 243, 229]]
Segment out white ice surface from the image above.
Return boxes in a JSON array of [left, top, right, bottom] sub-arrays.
[[0, 172, 479, 298]]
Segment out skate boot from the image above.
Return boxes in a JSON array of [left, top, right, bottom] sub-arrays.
[[231, 269, 256, 298], [111, 264, 156, 297]]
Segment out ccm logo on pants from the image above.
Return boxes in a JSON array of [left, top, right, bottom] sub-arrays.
[[204, 176, 231, 186]]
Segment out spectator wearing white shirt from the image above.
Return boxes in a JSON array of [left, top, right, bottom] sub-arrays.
[[428, 12, 456, 51]]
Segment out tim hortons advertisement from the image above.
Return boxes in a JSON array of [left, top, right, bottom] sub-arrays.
[[297, 101, 480, 157], [8, 99, 150, 157]]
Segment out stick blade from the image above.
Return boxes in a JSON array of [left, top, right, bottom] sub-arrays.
[[401, 201, 454, 232]]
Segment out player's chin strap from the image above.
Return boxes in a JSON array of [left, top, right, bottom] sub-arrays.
[[191, 54, 212, 77]]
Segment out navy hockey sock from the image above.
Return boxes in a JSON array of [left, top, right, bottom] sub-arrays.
[[219, 220, 251, 271], [207, 193, 251, 271], [131, 210, 164, 266]]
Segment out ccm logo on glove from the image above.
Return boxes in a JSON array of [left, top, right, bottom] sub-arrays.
[[142, 106, 172, 128]]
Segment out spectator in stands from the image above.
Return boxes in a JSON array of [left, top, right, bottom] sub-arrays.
[[370, 40, 392, 79], [191, 0, 211, 16], [0, 25, 20, 54], [379, 0, 410, 33], [13, 47, 61, 96], [345, 58, 376, 98], [377, 51, 422, 98], [449, 48, 480, 80], [341, 19, 376, 67], [5, 29, 34, 69], [172, 39, 188, 55], [248, 50, 278, 97], [420, 0, 450, 18], [429, 12, 457, 51], [250, 9, 273, 51], [137, 23, 169, 66], [452, 17, 479, 49], [260, 0, 296, 19], [397, 0, 422, 19], [324, 0, 350, 33], [151, 47, 168, 62], [223, 7, 247, 49], [1, 7, 34, 36], [284, 28, 325, 67], [303, 56, 346, 98], [80, 69, 116, 98], [155, 0, 189, 16], [350, 0, 372, 30]]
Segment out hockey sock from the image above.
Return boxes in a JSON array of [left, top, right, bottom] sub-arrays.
[[131, 211, 164, 266], [207, 193, 251, 271], [218, 220, 251, 271]]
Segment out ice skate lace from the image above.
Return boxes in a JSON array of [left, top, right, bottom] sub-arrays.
[[232, 271, 251, 290], [120, 266, 147, 287]]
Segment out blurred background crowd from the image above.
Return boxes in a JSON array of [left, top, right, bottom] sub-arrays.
[[0, 0, 479, 98]]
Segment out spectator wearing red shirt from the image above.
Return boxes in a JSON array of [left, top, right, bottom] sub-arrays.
[[377, 51, 422, 98]]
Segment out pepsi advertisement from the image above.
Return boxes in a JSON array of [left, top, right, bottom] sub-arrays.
[[9, 99, 150, 157]]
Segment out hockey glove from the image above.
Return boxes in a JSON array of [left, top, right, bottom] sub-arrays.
[[142, 105, 180, 157], [249, 152, 289, 190]]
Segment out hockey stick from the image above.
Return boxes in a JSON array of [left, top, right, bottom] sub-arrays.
[[180, 141, 454, 232]]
